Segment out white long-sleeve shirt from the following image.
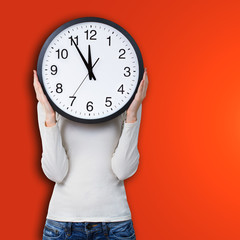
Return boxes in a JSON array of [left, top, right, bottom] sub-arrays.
[[37, 101, 142, 222]]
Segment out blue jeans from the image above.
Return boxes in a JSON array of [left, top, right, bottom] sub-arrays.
[[42, 218, 136, 240]]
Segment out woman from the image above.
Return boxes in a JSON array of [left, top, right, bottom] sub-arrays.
[[33, 68, 148, 240]]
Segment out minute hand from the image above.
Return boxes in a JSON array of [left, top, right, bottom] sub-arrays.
[[72, 41, 96, 80]]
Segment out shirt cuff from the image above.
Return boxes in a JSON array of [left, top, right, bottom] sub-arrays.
[[44, 121, 57, 128], [43, 120, 59, 135], [123, 119, 138, 128]]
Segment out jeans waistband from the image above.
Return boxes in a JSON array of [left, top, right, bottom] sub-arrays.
[[46, 219, 108, 232]]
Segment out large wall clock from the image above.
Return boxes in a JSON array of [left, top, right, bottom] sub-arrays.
[[37, 17, 144, 124]]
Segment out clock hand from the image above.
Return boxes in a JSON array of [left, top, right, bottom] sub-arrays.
[[72, 74, 88, 97], [72, 57, 100, 97], [92, 57, 100, 68], [88, 45, 96, 80], [71, 40, 96, 80]]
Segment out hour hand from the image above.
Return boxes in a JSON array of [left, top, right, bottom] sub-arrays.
[[88, 45, 96, 80]]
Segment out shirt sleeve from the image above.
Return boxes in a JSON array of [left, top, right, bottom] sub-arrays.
[[37, 102, 69, 184], [111, 104, 142, 181]]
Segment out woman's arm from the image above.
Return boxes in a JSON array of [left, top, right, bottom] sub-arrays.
[[111, 68, 148, 181], [33, 70, 56, 127], [111, 105, 142, 181], [34, 70, 69, 184]]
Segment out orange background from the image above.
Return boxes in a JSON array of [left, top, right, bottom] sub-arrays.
[[1, 0, 240, 239]]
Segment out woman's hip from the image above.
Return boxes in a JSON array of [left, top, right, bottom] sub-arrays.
[[42, 218, 136, 240]]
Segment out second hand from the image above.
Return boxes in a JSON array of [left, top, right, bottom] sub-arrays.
[[72, 58, 100, 97]]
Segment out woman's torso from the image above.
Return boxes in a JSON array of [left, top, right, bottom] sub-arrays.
[[47, 111, 132, 222]]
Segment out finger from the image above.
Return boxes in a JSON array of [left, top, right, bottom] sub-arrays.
[[144, 71, 148, 87], [33, 71, 36, 85], [143, 67, 147, 79], [33, 70, 38, 83], [143, 73, 148, 91], [33, 79, 42, 96], [33, 70, 39, 88], [33, 78, 46, 105], [140, 70, 148, 92], [33, 71, 50, 106], [134, 80, 144, 102], [139, 71, 148, 98], [137, 78, 144, 94], [33, 73, 45, 96]]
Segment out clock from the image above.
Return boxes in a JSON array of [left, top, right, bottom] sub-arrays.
[[37, 17, 144, 124]]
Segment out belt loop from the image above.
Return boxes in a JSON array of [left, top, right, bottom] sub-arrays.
[[65, 222, 72, 237], [102, 222, 109, 238]]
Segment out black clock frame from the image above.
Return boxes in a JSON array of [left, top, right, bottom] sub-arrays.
[[37, 17, 144, 124]]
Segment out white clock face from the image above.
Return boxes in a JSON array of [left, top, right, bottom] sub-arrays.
[[38, 18, 143, 123]]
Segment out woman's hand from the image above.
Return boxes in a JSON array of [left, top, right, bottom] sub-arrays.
[[126, 68, 148, 123], [33, 70, 56, 127]]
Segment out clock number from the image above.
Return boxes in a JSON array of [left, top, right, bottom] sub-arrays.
[[86, 101, 93, 111], [69, 36, 78, 46], [105, 97, 112, 107], [50, 65, 58, 75], [85, 30, 97, 40], [117, 84, 125, 94], [56, 83, 63, 93], [69, 96, 76, 106], [119, 49, 126, 59], [107, 36, 111, 46], [124, 67, 131, 77], [56, 49, 68, 59]]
